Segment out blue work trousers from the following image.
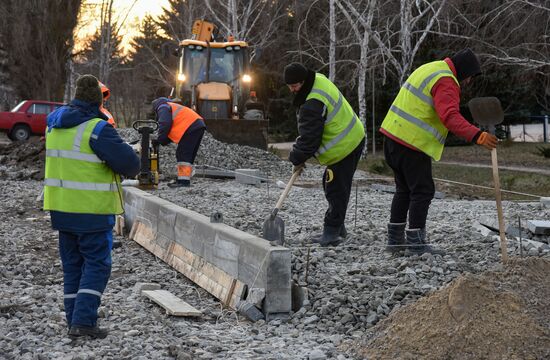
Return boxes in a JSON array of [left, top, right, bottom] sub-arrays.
[[59, 230, 112, 327]]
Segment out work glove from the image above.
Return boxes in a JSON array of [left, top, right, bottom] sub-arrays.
[[476, 131, 498, 150], [292, 163, 305, 174]]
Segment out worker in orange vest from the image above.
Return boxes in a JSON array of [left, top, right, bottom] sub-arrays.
[[98, 81, 115, 127], [152, 97, 206, 187]]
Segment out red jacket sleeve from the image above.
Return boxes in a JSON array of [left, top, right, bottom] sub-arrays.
[[431, 77, 480, 142]]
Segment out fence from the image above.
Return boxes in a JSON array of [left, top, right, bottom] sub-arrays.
[[508, 115, 549, 143]]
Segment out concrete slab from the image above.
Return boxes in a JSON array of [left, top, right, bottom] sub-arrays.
[[235, 169, 263, 185], [527, 220, 550, 235], [194, 165, 235, 179], [479, 216, 523, 236], [123, 186, 292, 316]]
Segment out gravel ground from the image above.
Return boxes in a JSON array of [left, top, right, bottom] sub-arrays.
[[1, 132, 549, 359], [1, 175, 548, 359]]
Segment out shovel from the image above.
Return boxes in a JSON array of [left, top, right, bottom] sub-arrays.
[[262, 167, 303, 245], [467, 97, 508, 263]]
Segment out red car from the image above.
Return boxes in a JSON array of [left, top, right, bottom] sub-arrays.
[[0, 100, 64, 141]]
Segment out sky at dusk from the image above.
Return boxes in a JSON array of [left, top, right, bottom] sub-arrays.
[[76, 0, 171, 52]]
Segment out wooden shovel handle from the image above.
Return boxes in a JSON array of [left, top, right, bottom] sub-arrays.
[[274, 168, 302, 211], [491, 148, 509, 263]]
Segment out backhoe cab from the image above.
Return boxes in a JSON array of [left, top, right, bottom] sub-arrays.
[[174, 20, 267, 149]]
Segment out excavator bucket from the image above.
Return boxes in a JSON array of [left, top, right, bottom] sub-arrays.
[[195, 83, 268, 149], [203, 118, 268, 149]]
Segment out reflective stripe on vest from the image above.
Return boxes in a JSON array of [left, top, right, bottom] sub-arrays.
[[167, 103, 202, 143], [44, 178, 118, 192], [317, 114, 360, 155], [306, 73, 365, 165], [309, 88, 343, 124], [380, 61, 458, 161], [43, 118, 123, 215], [101, 107, 115, 127], [389, 105, 446, 145], [45, 149, 102, 163]]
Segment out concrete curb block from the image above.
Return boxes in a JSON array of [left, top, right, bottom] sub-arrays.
[[122, 187, 292, 317]]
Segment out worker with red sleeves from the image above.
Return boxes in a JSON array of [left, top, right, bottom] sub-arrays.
[[152, 97, 206, 187], [380, 48, 498, 256]]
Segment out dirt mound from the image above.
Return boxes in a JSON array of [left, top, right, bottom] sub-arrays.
[[352, 257, 550, 360], [0, 137, 45, 180]]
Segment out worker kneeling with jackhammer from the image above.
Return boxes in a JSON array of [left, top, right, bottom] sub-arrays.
[[152, 97, 206, 188]]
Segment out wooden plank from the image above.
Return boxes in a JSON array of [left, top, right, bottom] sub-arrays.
[[128, 221, 139, 240], [115, 215, 125, 236], [131, 221, 246, 310], [142, 290, 202, 317], [491, 149, 509, 263]]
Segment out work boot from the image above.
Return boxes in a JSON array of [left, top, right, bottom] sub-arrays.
[[404, 228, 445, 256], [312, 225, 343, 247], [112, 240, 122, 250], [340, 224, 348, 238], [168, 179, 190, 188], [384, 222, 406, 254], [311, 224, 347, 242], [68, 325, 109, 339]]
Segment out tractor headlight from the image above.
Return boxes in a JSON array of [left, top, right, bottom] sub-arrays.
[[242, 74, 252, 83], [177, 73, 187, 82]]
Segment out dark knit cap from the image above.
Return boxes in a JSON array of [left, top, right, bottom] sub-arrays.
[[284, 63, 308, 84], [75, 74, 103, 104], [451, 48, 481, 82]]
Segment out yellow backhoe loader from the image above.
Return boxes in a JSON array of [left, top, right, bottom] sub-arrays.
[[173, 20, 268, 149]]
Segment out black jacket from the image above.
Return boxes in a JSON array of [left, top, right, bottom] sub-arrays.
[[288, 70, 325, 166]]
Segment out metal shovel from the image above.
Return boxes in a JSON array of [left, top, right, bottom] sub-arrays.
[[467, 97, 508, 263], [262, 168, 303, 245]]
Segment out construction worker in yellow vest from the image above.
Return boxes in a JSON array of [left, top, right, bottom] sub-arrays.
[[44, 75, 140, 339], [380, 48, 498, 256], [284, 63, 366, 247]]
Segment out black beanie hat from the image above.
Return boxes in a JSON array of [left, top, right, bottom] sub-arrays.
[[451, 48, 481, 82], [75, 74, 103, 104], [284, 63, 308, 84]]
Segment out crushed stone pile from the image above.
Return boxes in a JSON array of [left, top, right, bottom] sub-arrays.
[[116, 128, 305, 180], [0, 138, 45, 180], [352, 257, 550, 360], [0, 129, 312, 181]]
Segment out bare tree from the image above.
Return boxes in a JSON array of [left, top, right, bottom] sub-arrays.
[[329, 0, 337, 81], [346, 0, 448, 85], [337, 0, 376, 130], [203, 0, 289, 59], [0, 0, 81, 102]]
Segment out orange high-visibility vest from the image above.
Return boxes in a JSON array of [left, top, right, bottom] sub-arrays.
[[98, 81, 115, 127], [167, 102, 202, 143], [101, 106, 116, 127]]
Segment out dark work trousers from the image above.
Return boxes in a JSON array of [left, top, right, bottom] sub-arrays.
[[323, 138, 365, 228], [59, 230, 112, 327], [383, 136, 435, 229], [175, 127, 206, 163]]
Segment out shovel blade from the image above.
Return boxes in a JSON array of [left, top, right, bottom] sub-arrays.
[[467, 97, 504, 126], [262, 215, 285, 245]]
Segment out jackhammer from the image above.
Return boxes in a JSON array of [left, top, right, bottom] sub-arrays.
[[132, 120, 159, 190]]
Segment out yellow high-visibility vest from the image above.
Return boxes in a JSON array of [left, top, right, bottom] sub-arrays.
[[44, 118, 123, 214], [307, 73, 365, 165], [381, 60, 459, 161]]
